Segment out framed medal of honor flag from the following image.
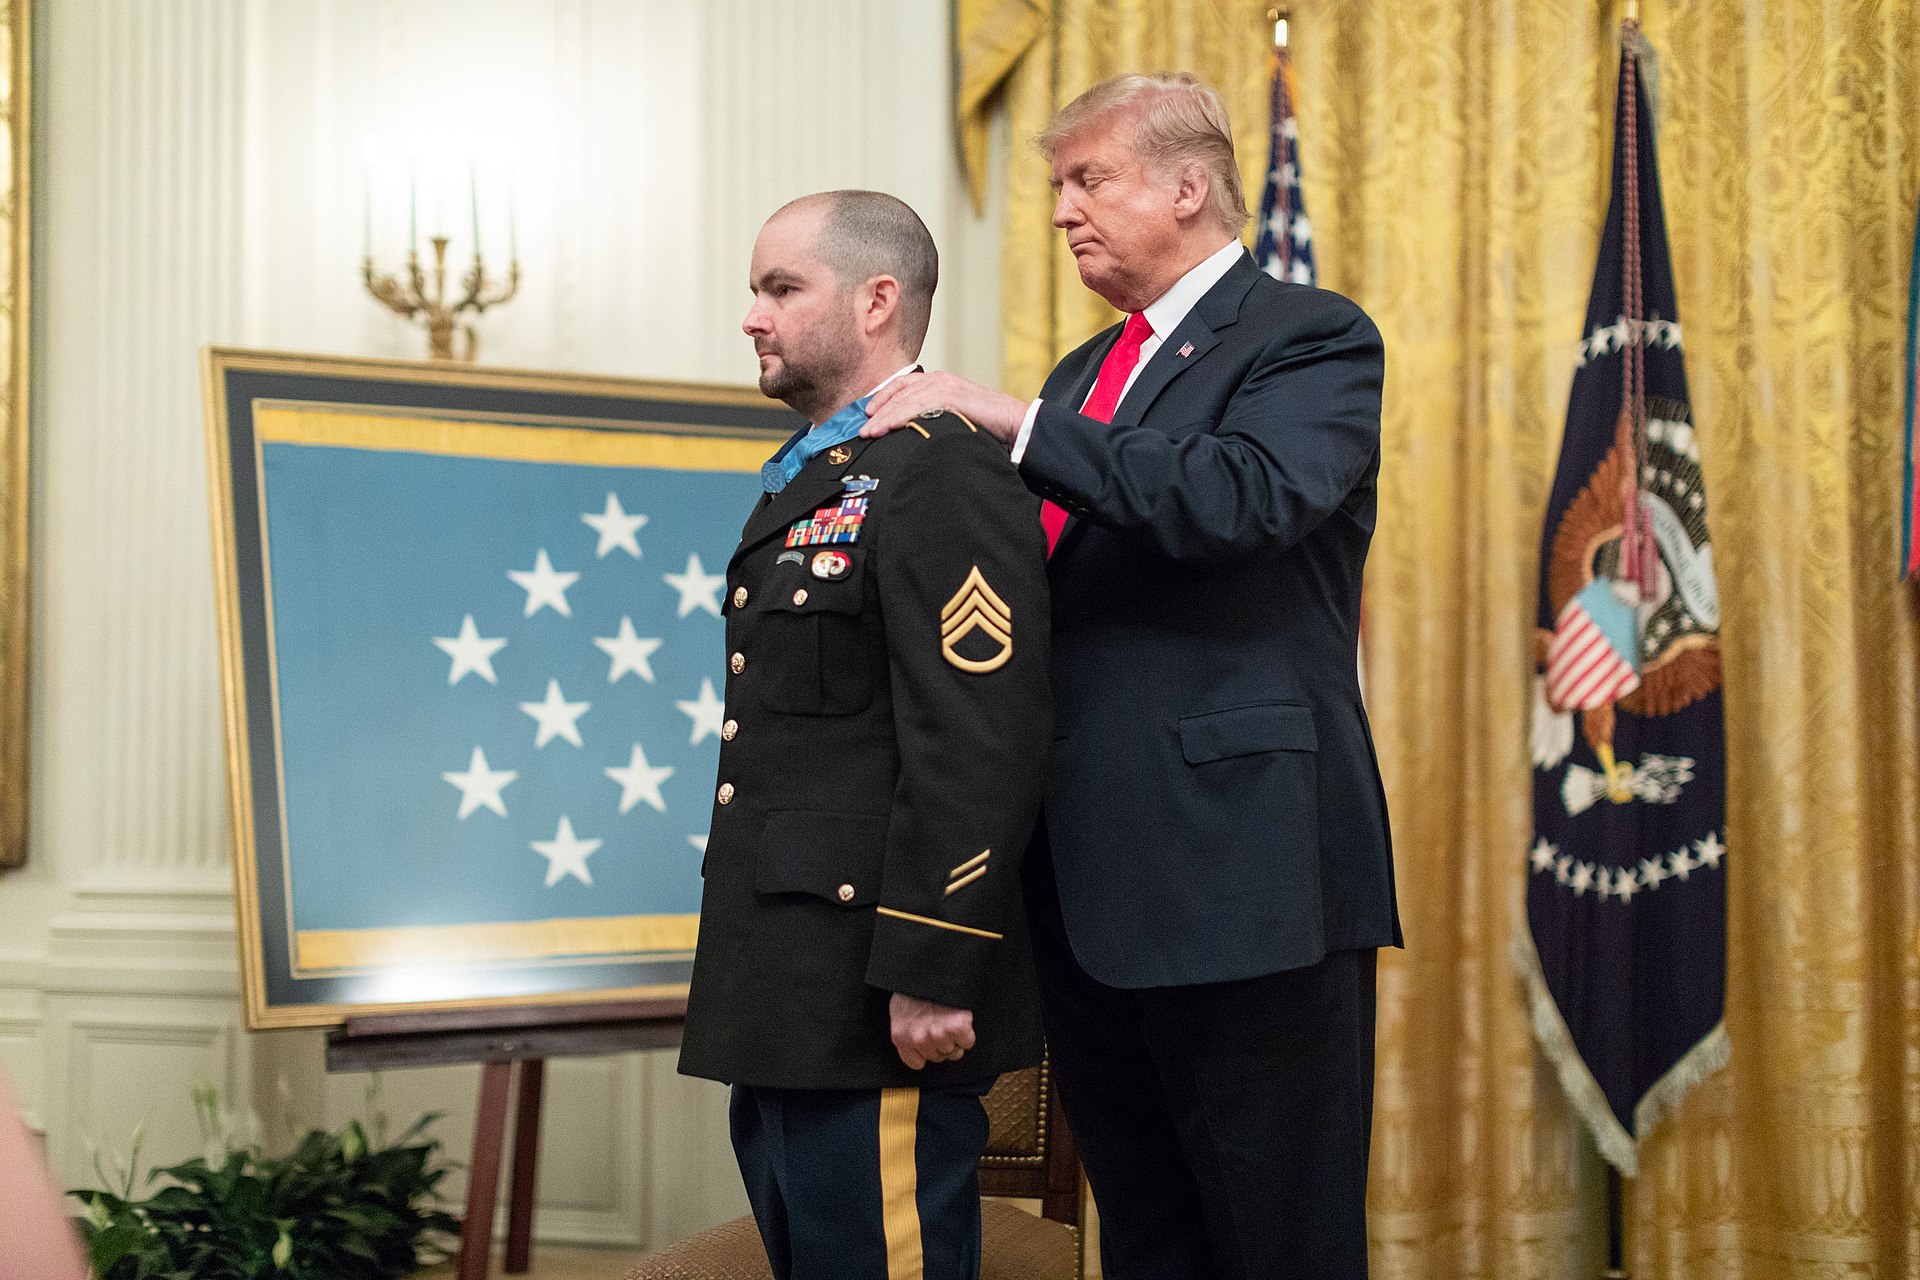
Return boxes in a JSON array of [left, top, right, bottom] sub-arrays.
[[202, 348, 791, 1028]]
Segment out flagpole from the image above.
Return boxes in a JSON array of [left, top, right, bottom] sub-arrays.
[[1265, 6, 1289, 49], [1604, 1166, 1627, 1278]]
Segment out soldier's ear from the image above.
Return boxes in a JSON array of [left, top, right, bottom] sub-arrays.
[[860, 274, 902, 339]]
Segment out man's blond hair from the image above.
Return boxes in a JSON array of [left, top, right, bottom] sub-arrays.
[[1036, 72, 1249, 235]]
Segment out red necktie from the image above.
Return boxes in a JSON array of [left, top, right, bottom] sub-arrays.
[[1042, 311, 1154, 555]]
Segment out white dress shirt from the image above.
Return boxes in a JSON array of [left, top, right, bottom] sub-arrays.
[[1010, 238, 1245, 463]]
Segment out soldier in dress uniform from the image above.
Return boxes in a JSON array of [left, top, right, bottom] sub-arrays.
[[676, 190, 1051, 1280]]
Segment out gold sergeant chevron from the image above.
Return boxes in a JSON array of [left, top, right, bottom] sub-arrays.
[[939, 566, 1013, 673]]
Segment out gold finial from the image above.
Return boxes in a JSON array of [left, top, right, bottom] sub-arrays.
[[1266, 6, 1290, 49], [1624, 0, 1640, 22]]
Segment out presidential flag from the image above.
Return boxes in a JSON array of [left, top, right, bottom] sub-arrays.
[[1251, 36, 1315, 287], [1903, 198, 1919, 579], [1516, 27, 1729, 1177]]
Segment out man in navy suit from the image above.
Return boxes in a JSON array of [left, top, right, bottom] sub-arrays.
[[866, 72, 1399, 1278]]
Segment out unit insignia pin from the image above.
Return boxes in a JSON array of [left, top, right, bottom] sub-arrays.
[[811, 550, 851, 580], [828, 445, 853, 465]]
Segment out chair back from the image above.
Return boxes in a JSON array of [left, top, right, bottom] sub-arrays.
[[978, 1060, 1080, 1226]]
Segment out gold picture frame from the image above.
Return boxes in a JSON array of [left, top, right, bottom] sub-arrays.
[[0, 0, 31, 870], [202, 347, 794, 1028]]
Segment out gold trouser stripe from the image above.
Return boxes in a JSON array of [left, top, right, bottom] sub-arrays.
[[944, 865, 989, 895], [875, 906, 1003, 940], [878, 1088, 925, 1280]]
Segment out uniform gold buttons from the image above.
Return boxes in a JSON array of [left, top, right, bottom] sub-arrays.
[[792, 589, 809, 606], [721, 719, 738, 741], [733, 586, 749, 609], [837, 883, 855, 902], [717, 783, 735, 805], [730, 652, 745, 674]]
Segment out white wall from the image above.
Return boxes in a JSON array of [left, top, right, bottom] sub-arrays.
[[1, 0, 1001, 1250]]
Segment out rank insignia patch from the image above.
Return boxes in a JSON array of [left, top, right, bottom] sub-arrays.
[[786, 496, 868, 547], [939, 566, 1013, 673]]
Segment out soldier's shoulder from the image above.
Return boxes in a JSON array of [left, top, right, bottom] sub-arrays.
[[861, 408, 1007, 471], [889, 407, 993, 444]]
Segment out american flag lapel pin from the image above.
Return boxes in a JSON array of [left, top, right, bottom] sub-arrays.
[[1177, 342, 1195, 358]]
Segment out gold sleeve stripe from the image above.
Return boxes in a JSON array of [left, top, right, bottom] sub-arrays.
[[940, 566, 1011, 622], [949, 849, 991, 878], [944, 865, 989, 895], [878, 1088, 925, 1279], [907, 421, 932, 438], [875, 906, 1004, 940]]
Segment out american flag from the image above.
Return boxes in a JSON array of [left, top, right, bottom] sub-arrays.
[[1251, 44, 1316, 287]]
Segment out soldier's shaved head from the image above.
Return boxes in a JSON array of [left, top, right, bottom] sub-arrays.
[[773, 190, 939, 354]]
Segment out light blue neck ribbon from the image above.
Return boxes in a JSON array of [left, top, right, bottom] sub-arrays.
[[761, 393, 873, 493]]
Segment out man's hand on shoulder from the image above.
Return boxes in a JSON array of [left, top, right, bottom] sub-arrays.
[[888, 992, 978, 1070], [862, 372, 1027, 447]]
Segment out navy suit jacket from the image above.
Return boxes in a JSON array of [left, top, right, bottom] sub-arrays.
[[1020, 250, 1401, 989]]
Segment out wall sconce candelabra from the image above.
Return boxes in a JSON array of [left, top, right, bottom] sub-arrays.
[[362, 172, 519, 361]]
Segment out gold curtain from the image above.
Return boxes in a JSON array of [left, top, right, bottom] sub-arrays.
[[956, 1, 1920, 1276]]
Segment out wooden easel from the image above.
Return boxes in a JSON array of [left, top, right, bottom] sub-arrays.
[[326, 997, 687, 1279]]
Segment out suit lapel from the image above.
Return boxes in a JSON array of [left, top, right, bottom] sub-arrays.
[[1051, 253, 1261, 557], [736, 434, 881, 563], [1108, 254, 1257, 429]]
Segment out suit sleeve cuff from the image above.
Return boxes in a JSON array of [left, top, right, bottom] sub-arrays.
[[1008, 398, 1043, 464]]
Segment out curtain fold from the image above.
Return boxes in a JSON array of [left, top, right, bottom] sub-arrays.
[[956, 1, 1920, 1275]]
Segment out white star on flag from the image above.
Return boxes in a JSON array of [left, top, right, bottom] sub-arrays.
[[593, 617, 664, 684], [441, 746, 518, 819], [1529, 838, 1558, 872], [663, 553, 726, 619], [520, 678, 591, 748], [1693, 831, 1726, 869], [531, 816, 601, 887], [509, 549, 580, 618], [432, 615, 508, 685], [675, 677, 726, 745], [606, 743, 674, 814], [582, 493, 648, 559], [688, 834, 708, 854]]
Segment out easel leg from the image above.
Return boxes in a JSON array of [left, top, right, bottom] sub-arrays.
[[459, 1059, 515, 1280], [505, 1058, 546, 1274]]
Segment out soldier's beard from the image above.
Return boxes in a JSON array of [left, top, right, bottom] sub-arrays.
[[758, 300, 865, 423]]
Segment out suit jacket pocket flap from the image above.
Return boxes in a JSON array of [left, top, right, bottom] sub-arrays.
[[756, 809, 887, 905], [1178, 702, 1318, 763]]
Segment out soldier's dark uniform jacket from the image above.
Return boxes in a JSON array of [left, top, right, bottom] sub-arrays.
[[678, 410, 1052, 1091]]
